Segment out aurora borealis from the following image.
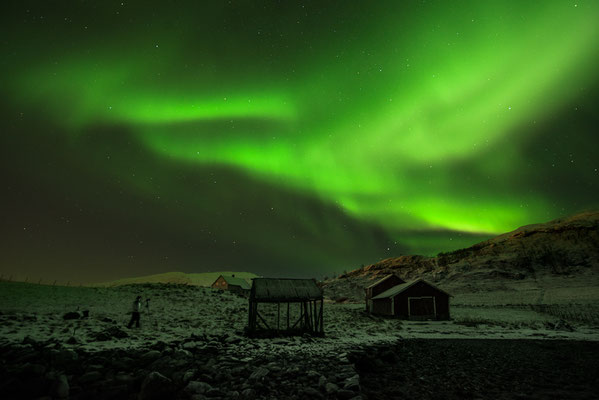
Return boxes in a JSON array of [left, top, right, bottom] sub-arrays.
[[1, 1, 598, 282]]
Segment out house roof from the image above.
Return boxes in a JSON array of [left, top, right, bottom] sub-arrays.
[[250, 278, 323, 302], [365, 274, 403, 289], [216, 275, 251, 290], [371, 278, 451, 300]]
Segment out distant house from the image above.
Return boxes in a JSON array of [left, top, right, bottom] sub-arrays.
[[247, 278, 324, 336], [370, 278, 451, 320], [211, 274, 251, 295], [365, 274, 406, 313]]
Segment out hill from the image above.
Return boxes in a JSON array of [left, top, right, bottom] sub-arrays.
[[96, 271, 258, 287], [322, 211, 599, 305]]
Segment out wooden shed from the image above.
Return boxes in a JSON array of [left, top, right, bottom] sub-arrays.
[[370, 279, 451, 320], [247, 278, 324, 337], [211, 274, 251, 295], [365, 274, 406, 313]]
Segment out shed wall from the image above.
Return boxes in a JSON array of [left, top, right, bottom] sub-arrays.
[[372, 298, 392, 315], [393, 281, 450, 320], [366, 275, 404, 312]]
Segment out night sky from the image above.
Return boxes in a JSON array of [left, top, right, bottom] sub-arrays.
[[1, 1, 598, 283]]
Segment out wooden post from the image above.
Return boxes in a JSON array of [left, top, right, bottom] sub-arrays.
[[320, 299, 324, 334], [313, 301, 317, 331], [302, 302, 307, 329], [248, 299, 253, 332], [277, 302, 280, 331]]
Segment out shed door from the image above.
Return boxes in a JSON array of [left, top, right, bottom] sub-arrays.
[[408, 296, 435, 317]]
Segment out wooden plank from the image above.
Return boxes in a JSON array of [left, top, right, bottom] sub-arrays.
[[256, 309, 271, 330]]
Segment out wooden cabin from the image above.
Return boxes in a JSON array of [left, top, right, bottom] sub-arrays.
[[365, 274, 406, 313], [370, 278, 451, 320], [247, 278, 324, 337], [211, 274, 251, 295]]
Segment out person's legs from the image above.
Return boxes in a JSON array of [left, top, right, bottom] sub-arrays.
[[135, 312, 140, 328], [127, 312, 135, 328]]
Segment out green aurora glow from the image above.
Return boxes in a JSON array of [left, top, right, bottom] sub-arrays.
[[1, 1, 598, 281]]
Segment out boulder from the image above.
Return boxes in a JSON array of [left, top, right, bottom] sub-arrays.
[[302, 387, 324, 399], [52, 374, 69, 399], [138, 372, 173, 400], [63, 312, 80, 320], [79, 370, 103, 384], [343, 374, 361, 391], [325, 382, 339, 395], [94, 326, 129, 341], [185, 380, 213, 394], [141, 350, 162, 364], [248, 367, 269, 381]]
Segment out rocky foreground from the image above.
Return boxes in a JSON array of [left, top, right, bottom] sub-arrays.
[[2, 335, 598, 400], [0, 332, 363, 400], [355, 339, 599, 400]]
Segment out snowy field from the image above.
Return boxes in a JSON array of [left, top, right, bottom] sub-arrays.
[[1, 281, 597, 354]]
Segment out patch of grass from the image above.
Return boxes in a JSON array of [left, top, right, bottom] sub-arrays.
[[529, 304, 599, 325]]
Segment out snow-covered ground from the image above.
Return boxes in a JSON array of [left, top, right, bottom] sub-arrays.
[[1, 281, 597, 356]]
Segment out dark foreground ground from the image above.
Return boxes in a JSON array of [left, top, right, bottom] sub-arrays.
[[354, 339, 599, 400], [1, 337, 598, 400]]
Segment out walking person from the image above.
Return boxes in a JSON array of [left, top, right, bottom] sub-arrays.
[[127, 295, 142, 328]]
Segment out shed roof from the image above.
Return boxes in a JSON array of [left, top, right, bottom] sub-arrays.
[[251, 278, 323, 302], [365, 273, 404, 289], [216, 275, 251, 290], [371, 278, 451, 300]]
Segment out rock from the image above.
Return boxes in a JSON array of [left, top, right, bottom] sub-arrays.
[[63, 312, 80, 320], [302, 387, 324, 399], [205, 387, 226, 397], [114, 373, 136, 385], [138, 372, 173, 400], [249, 366, 269, 381], [183, 341, 198, 350], [185, 381, 213, 394], [325, 382, 339, 394], [225, 336, 242, 345], [182, 370, 196, 383], [173, 349, 192, 359], [22, 362, 46, 376], [22, 336, 38, 345], [337, 389, 357, 399], [52, 374, 69, 399], [94, 326, 129, 341], [53, 348, 78, 366], [318, 375, 327, 388], [141, 350, 162, 364], [79, 370, 103, 384], [343, 374, 361, 391], [306, 370, 321, 378]]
